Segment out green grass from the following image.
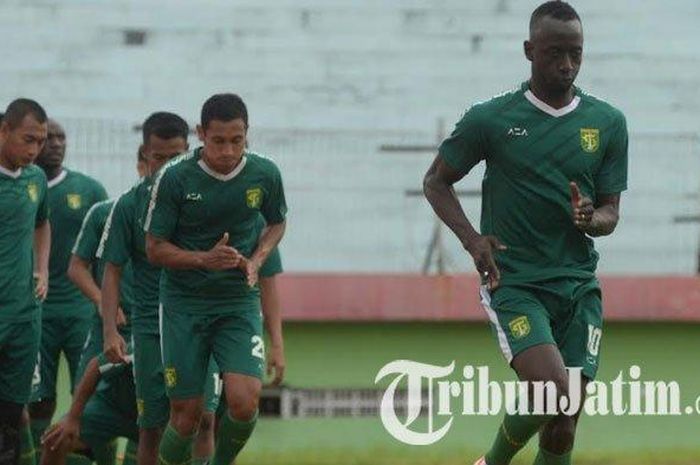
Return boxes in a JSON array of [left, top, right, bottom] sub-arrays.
[[55, 322, 700, 464]]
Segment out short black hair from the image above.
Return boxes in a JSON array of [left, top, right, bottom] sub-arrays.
[[142, 112, 189, 144], [2, 98, 47, 129], [530, 1, 580, 33], [200, 94, 248, 129]]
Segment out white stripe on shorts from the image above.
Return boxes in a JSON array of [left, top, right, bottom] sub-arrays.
[[479, 285, 513, 363]]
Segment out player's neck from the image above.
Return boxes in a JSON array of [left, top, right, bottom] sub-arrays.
[[40, 165, 63, 181], [0, 153, 20, 173], [201, 151, 243, 175], [528, 79, 576, 110]]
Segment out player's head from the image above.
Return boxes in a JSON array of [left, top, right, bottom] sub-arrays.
[[136, 145, 147, 177], [0, 98, 48, 169], [35, 118, 67, 172], [524, 1, 582, 93], [197, 93, 248, 174], [141, 112, 189, 176]]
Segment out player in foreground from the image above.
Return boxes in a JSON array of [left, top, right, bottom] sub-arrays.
[[100, 112, 219, 465], [30, 118, 108, 451], [423, 2, 627, 465], [0, 99, 50, 465], [145, 94, 287, 465]]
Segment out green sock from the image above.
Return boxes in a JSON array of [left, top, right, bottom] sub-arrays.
[[66, 453, 93, 465], [30, 418, 50, 461], [19, 422, 37, 465], [92, 439, 117, 465], [158, 424, 194, 465], [532, 448, 572, 465], [211, 412, 257, 465], [121, 440, 138, 465], [484, 412, 555, 465]]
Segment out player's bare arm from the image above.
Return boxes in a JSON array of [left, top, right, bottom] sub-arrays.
[[423, 156, 506, 289], [101, 262, 128, 364], [260, 276, 285, 385], [33, 219, 51, 300], [570, 182, 621, 237], [246, 221, 286, 287], [67, 255, 101, 308], [41, 357, 102, 458], [145, 232, 243, 270]]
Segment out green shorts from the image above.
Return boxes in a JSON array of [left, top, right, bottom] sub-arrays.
[[0, 318, 41, 404], [160, 301, 263, 400], [133, 330, 222, 427], [480, 277, 603, 380], [32, 315, 93, 401], [80, 394, 139, 453]]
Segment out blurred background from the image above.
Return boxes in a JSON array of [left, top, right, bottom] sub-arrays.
[[2, 0, 699, 464]]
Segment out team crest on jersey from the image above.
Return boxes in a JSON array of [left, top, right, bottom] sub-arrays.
[[580, 128, 600, 153], [246, 187, 263, 209], [164, 367, 177, 388], [509, 316, 531, 339], [27, 183, 39, 202], [66, 194, 82, 209], [137, 399, 145, 416]]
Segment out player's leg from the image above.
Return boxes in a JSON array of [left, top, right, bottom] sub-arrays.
[[133, 332, 170, 465], [19, 409, 37, 465], [479, 285, 561, 465], [158, 307, 209, 465], [193, 360, 222, 465], [29, 318, 63, 450], [63, 317, 93, 392], [533, 279, 603, 464], [210, 305, 264, 465]]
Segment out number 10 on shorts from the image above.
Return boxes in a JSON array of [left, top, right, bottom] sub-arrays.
[[587, 324, 602, 357]]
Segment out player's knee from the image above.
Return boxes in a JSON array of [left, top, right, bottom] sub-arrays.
[[541, 416, 577, 454], [29, 399, 57, 419], [170, 401, 204, 436], [198, 413, 214, 435], [228, 393, 259, 421]]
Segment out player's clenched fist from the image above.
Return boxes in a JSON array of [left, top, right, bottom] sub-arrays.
[[104, 330, 128, 364], [201, 232, 243, 270], [570, 182, 595, 231], [466, 234, 507, 291]]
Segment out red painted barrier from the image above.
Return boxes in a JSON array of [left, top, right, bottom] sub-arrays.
[[276, 274, 700, 322]]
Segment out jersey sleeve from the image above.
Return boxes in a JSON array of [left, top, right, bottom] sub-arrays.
[[145, 168, 181, 239], [261, 162, 287, 225], [98, 195, 133, 266], [72, 203, 105, 261], [595, 112, 628, 195], [260, 247, 283, 277], [438, 105, 487, 174], [35, 177, 49, 226], [96, 345, 133, 380]]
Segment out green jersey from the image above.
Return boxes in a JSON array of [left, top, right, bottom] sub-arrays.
[[73, 200, 135, 325], [44, 169, 108, 319], [95, 345, 136, 420], [0, 164, 49, 322], [99, 178, 161, 334], [439, 82, 628, 285], [145, 149, 287, 314]]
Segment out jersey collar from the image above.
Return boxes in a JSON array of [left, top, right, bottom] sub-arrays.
[[0, 164, 22, 179], [47, 169, 67, 188], [523, 83, 581, 118], [197, 155, 247, 182]]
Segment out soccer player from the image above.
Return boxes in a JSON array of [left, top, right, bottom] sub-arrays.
[[0, 99, 50, 465], [100, 112, 219, 465], [39, 345, 138, 465], [30, 119, 108, 448], [144, 94, 287, 465], [423, 3, 627, 465]]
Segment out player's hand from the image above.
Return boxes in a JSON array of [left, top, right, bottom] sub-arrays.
[[116, 307, 127, 327], [202, 233, 243, 270], [42, 416, 80, 451], [466, 234, 507, 291], [570, 182, 595, 231], [104, 329, 128, 364], [34, 270, 48, 301], [244, 258, 261, 288], [266, 344, 285, 386]]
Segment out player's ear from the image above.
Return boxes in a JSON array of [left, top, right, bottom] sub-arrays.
[[196, 124, 205, 143], [524, 40, 534, 62]]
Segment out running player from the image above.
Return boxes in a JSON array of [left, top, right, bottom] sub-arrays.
[[423, 3, 627, 465], [100, 112, 218, 465], [145, 94, 287, 465], [0, 99, 50, 465], [30, 119, 108, 449]]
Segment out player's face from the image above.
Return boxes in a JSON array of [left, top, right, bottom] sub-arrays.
[[526, 17, 583, 93], [197, 119, 247, 174], [142, 135, 188, 176], [0, 115, 48, 169], [35, 119, 66, 170]]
